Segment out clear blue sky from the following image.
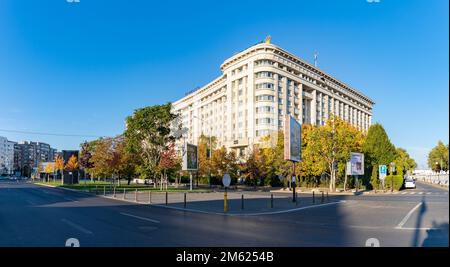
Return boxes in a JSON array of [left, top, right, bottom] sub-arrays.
[[0, 0, 448, 169]]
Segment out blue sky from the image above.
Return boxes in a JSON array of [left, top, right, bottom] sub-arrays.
[[0, 0, 448, 169]]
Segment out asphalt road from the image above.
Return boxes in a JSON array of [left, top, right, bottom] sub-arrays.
[[0, 179, 447, 247]]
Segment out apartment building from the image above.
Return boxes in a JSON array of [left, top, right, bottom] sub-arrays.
[[0, 136, 15, 175]]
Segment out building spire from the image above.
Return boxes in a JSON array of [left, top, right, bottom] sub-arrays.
[[265, 35, 271, 44], [314, 50, 318, 67]]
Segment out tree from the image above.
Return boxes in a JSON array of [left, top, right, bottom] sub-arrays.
[[306, 115, 364, 192], [242, 145, 265, 187], [44, 163, 54, 182], [79, 141, 94, 180], [197, 134, 217, 180], [65, 155, 79, 184], [394, 148, 417, 176], [90, 138, 113, 180], [211, 146, 238, 179], [54, 155, 65, 182], [362, 123, 396, 189], [427, 141, 449, 172], [124, 103, 179, 180], [158, 142, 179, 190]]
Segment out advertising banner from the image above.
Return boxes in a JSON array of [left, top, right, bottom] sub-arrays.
[[182, 143, 198, 171], [349, 152, 364, 175], [284, 115, 301, 162]]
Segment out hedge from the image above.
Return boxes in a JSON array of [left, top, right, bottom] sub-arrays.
[[383, 175, 404, 191]]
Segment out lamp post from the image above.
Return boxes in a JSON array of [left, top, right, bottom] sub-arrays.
[[193, 115, 212, 188]]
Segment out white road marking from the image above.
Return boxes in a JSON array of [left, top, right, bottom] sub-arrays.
[[426, 192, 431, 195], [64, 197, 79, 202], [395, 202, 423, 229], [409, 192, 416, 195], [402, 192, 407, 195], [397, 227, 439, 231], [120, 212, 160, 224], [418, 192, 424, 195], [61, 218, 93, 234]]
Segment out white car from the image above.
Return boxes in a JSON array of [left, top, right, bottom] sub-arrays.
[[404, 178, 416, 189]]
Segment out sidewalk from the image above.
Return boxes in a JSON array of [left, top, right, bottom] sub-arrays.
[[37, 183, 343, 215]]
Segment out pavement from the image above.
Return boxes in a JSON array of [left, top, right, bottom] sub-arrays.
[[0, 179, 448, 247]]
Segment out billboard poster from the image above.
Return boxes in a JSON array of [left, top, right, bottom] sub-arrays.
[[349, 152, 364, 175], [182, 143, 198, 171], [284, 115, 301, 162]]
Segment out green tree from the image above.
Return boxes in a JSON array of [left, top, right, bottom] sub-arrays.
[[394, 148, 417, 176], [362, 123, 396, 189], [305, 115, 364, 192], [427, 141, 449, 172], [124, 103, 179, 180]]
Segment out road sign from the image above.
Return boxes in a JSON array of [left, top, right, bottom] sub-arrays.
[[379, 165, 387, 180], [222, 173, 231, 187], [291, 176, 296, 183]]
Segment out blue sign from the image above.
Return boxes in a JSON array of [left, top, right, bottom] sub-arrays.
[[379, 165, 387, 180]]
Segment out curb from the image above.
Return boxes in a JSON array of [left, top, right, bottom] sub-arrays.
[[32, 182, 345, 216]]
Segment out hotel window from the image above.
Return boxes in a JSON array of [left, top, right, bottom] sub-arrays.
[[256, 95, 275, 102], [256, 118, 273, 125], [255, 83, 274, 90], [255, 71, 274, 78]]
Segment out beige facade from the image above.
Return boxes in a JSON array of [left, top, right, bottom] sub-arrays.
[[172, 40, 374, 157]]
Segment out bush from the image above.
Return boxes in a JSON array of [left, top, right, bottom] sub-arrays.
[[384, 175, 404, 191]]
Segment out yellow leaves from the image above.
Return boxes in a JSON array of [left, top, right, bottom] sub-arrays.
[[65, 155, 79, 171], [44, 162, 55, 174], [54, 155, 65, 171]]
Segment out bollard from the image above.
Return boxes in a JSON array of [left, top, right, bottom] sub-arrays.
[[321, 191, 324, 203], [271, 194, 273, 208], [224, 188, 228, 213], [326, 192, 329, 202], [103, 186, 106, 196], [148, 190, 151, 204], [241, 194, 244, 210], [184, 193, 187, 209], [165, 191, 168, 205], [135, 189, 138, 202], [113, 187, 116, 198], [313, 191, 315, 204], [123, 188, 126, 199]]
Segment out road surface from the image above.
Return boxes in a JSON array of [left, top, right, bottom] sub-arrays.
[[0, 180, 447, 247]]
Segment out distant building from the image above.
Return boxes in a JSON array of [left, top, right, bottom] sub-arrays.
[[0, 136, 15, 175], [13, 141, 57, 177]]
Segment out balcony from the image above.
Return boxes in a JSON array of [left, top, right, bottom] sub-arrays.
[[302, 91, 313, 99]]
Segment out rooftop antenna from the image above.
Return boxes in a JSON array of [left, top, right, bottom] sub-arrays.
[[314, 51, 318, 68]]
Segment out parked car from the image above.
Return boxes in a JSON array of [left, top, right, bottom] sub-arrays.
[[404, 177, 416, 189]]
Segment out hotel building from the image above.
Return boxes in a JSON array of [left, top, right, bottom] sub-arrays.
[[172, 38, 374, 157]]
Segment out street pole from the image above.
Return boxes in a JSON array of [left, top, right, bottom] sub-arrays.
[[189, 171, 193, 191], [292, 162, 296, 203], [209, 128, 212, 188]]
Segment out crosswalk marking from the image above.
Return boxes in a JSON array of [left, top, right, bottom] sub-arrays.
[[427, 192, 431, 195], [410, 192, 416, 195], [419, 192, 424, 195], [402, 192, 407, 195]]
